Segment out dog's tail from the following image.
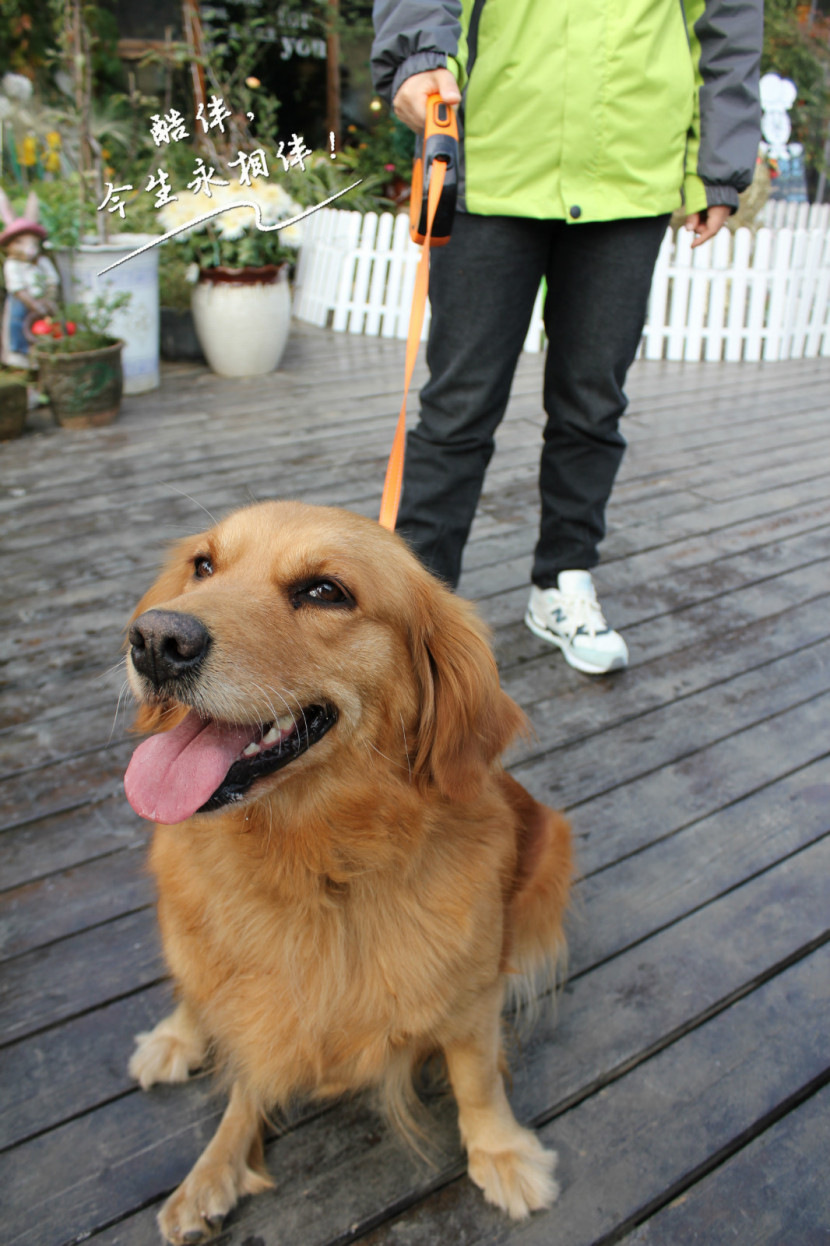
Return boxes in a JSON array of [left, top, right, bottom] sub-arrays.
[[499, 773, 573, 1022]]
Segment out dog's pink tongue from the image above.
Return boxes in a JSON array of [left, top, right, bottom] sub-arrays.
[[125, 711, 252, 824]]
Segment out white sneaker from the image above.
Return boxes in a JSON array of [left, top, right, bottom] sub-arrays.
[[524, 571, 628, 675]]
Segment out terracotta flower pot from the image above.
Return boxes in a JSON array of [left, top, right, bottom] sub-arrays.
[[0, 374, 28, 440], [191, 264, 291, 378], [33, 338, 124, 428]]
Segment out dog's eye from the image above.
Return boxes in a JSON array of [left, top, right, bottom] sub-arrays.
[[292, 579, 354, 609], [193, 555, 214, 579]]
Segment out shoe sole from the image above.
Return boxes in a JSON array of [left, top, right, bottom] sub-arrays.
[[524, 610, 628, 676]]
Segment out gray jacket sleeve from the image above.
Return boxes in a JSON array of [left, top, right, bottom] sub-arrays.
[[371, 0, 463, 107], [694, 0, 763, 208]]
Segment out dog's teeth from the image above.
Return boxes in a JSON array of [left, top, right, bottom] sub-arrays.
[[276, 712, 296, 732], [242, 742, 260, 757], [262, 726, 280, 746]]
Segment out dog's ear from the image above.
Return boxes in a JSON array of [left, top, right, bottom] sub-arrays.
[[410, 579, 527, 802]]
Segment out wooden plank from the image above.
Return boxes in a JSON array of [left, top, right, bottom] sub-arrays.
[[4, 605, 826, 845], [504, 591, 830, 737], [0, 909, 163, 1045], [4, 363, 826, 550], [75, 846, 830, 1246], [4, 519, 827, 773], [0, 845, 152, 961], [571, 762, 830, 973], [464, 482, 830, 585], [0, 798, 143, 893], [5, 484, 830, 730], [4, 399, 828, 609], [463, 497, 830, 609], [510, 648, 830, 809], [0, 982, 174, 1151], [351, 950, 830, 1246], [0, 739, 133, 833], [5, 691, 828, 975], [1, 324, 829, 1246], [0, 700, 134, 774], [486, 554, 829, 650], [624, 1083, 830, 1246], [568, 725, 830, 880]]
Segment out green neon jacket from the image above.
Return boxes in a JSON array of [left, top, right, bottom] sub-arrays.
[[371, 0, 762, 222]]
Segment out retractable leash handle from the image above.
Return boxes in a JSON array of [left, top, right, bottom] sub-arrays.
[[378, 95, 459, 532], [409, 94, 459, 246]]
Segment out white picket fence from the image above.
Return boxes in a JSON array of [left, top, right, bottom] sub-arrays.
[[759, 200, 830, 230], [293, 207, 830, 362]]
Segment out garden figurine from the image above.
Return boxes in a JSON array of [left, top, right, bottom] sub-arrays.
[[0, 190, 60, 369]]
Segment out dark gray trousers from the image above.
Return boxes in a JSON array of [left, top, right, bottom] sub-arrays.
[[396, 211, 669, 588]]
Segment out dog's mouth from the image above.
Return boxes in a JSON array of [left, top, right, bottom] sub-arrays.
[[124, 704, 337, 824]]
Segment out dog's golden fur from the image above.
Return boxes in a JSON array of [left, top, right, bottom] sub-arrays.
[[125, 501, 572, 1243]]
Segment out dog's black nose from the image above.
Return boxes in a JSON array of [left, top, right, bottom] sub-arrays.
[[129, 609, 211, 687]]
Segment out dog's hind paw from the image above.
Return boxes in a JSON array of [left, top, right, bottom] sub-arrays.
[[129, 1004, 207, 1090], [467, 1130, 559, 1220]]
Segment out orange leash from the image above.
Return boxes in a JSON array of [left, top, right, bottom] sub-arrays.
[[378, 158, 448, 532]]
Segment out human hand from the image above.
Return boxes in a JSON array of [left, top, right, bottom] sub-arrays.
[[393, 68, 460, 133], [685, 204, 732, 249]]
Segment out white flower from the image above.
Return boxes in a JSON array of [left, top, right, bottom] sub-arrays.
[[157, 192, 205, 238], [2, 73, 33, 102], [216, 210, 247, 241], [280, 222, 303, 249], [257, 182, 301, 226]]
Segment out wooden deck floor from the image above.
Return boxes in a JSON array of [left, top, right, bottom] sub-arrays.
[[1, 323, 829, 1246]]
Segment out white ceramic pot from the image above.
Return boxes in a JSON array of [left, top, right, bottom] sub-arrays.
[[52, 235, 160, 394], [191, 265, 291, 377]]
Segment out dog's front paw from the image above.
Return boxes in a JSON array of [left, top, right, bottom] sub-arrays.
[[129, 1006, 207, 1090], [467, 1129, 559, 1220], [158, 1159, 272, 1244]]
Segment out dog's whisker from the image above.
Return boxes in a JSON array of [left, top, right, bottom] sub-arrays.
[[252, 682, 294, 733], [399, 713, 413, 785], [161, 483, 219, 527], [278, 688, 308, 739], [259, 683, 305, 738], [98, 654, 129, 682], [363, 739, 413, 776], [108, 679, 132, 744]]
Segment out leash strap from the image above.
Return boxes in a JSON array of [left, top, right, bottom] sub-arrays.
[[378, 158, 448, 532]]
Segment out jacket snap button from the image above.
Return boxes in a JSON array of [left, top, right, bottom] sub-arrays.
[[569, 205, 582, 219]]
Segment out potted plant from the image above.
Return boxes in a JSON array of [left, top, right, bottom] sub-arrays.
[[157, 178, 304, 378], [37, 174, 161, 397], [28, 290, 130, 427]]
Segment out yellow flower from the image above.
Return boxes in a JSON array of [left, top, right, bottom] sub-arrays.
[[19, 135, 37, 166], [43, 149, 61, 173], [46, 131, 61, 149]]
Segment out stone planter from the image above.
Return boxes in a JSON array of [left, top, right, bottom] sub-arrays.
[[51, 235, 160, 394], [33, 338, 124, 428], [191, 265, 291, 377]]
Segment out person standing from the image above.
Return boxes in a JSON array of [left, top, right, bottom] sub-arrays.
[[371, 0, 762, 674]]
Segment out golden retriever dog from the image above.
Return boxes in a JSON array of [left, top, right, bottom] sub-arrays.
[[124, 500, 572, 1244]]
